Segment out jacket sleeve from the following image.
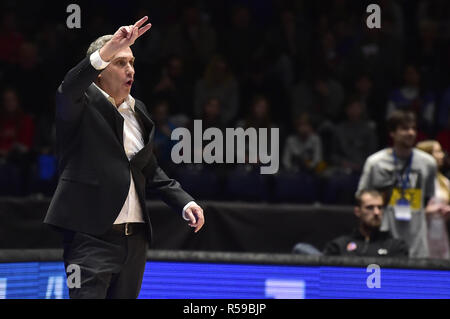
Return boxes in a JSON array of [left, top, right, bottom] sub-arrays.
[[144, 155, 195, 214], [56, 55, 103, 123]]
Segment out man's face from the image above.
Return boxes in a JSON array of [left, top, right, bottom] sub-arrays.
[[390, 122, 417, 149], [97, 47, 135, 105], [355, 193, 384, 229]]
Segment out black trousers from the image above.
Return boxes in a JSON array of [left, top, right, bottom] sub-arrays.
[[62, 224, 148, 299]]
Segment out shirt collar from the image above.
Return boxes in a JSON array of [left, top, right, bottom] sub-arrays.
[[93, 83, 136, 112]]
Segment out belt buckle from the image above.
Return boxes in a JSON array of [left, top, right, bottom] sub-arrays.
[[125, 223, 131, 236]]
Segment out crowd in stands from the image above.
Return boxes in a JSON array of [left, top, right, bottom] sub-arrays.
[[0, 0, 449, 203]]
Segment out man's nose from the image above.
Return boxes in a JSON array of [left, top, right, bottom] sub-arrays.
[[126, 64, 134, 77]]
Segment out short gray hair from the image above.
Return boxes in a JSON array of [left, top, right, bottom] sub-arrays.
[[86, 34, 113, 56]]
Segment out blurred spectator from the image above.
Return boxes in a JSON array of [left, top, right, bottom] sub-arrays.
[[7, 41, 49, 115], [282, 113, 322, 173], [235, 95, 278, 173], [220, 5, 260, 80], [264, 8, 310, 88], [331, 97, 378, 174], [346, 20, 402, 94], [239, 53, 289, 124], [417, 0, 450, 36], [236, 95, 276, 131], [177, 97, 227, 200], [162, 4, 217, 79], [413, 19, 441, 89], [385, 64, 436, 136], [0, 11, 24, 65], [266, 8, 307, 59], [323, 189, 408, 257], [201, 97, 225, 130], [152, 55, 194, 119], [185, 97, 226, 171], [28, 107, 57, 197], [352, 73, 388, 145], [291, 71, 345, 123], [35, 23, 66, 77], [194, 55, 239, 125], [416, 140, 450, 259], [0, 88, 34, 157], [322, 97, 378, 204], [151, 100, 178, 173], [357, 110, 438, 258], [312, 30, 346, 80], [0, 87, 35, 195], [379, 0, 405, 39]]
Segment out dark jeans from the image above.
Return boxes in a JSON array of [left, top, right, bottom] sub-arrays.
[[62, 224, 148, 299]]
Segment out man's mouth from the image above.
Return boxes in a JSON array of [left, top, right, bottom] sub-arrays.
[[125, 79, 133, 87]]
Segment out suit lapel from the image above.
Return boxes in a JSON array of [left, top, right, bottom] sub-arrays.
[[87, 84, 124, 146], [87, 85, 155, 169], [134, 100, 154, 145], [130, 101, 156, 170]]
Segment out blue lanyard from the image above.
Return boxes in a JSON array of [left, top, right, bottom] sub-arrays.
[[393, 150, 413, 192]]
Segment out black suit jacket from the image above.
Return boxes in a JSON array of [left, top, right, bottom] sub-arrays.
[[44, 56, 194, 243]]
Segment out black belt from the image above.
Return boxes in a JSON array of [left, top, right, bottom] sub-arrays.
[[110, 223, 145, 236]]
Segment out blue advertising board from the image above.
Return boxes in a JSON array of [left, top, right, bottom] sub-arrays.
[[0, 261, 449, 299]]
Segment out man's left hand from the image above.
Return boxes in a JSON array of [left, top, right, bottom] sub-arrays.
[[184, 204, 205, 233]]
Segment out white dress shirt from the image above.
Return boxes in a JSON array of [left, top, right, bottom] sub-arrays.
[[90, 50, 197, 223]]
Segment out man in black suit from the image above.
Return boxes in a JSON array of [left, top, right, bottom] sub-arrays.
[[44, 17, 205, 299]]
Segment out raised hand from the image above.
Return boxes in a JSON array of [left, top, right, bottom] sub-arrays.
[[99, 16, 152, 62]]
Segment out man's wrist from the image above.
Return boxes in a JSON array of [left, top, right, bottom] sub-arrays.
[[182, 201, 197, 221], [98, 45, 115, 63], [90, 49, 110, 70]]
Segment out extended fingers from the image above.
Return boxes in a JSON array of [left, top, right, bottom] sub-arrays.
[[134, 16, 148, 28], [137, 23, 152, 37]]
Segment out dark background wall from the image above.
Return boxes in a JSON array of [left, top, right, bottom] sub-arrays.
[[0, 198, 359, 252]]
